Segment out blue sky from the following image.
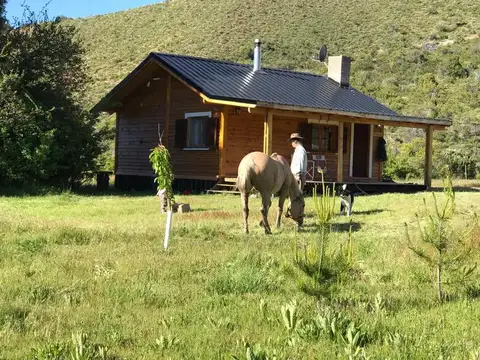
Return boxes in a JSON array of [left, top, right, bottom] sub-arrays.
[[5, 0, 161, 22]]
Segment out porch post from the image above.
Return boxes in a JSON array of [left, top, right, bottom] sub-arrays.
[[349, 123, 355, 177], [263, 110, 273, 155], [219, 108, 228, 177], [337, 121, 344, 182], [164, 74, 172, 147], [424, 125, 433, 189], [368, 124, 374, 178]]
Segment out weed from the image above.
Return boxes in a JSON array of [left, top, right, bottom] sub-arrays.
[[280, 300, 301, 332], [154, 334, 179, 351], [29, 332, 112, 360]]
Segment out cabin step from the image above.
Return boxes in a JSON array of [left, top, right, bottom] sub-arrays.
[[207, 190, 241, 195], [207, 179, 239, 194]]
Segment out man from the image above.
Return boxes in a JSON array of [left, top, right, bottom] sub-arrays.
[[289, 133, 308, 192]]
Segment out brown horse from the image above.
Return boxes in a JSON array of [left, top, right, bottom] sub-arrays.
[[237, 151, 305, 234]]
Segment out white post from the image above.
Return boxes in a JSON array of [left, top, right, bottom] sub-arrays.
[[164, 210, 173, 250]]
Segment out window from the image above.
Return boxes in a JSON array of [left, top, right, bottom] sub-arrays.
[[312, 126, 319, 151], [321, 126, 333, 152], [175, 112, 217, 150], [310, 125, 338, 153]]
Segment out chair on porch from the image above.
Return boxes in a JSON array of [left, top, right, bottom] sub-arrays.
[[306, 153, 327, 180]]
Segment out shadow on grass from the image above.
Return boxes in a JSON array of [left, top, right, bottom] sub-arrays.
[[351, 209, 386, 215], [0, 185, 155, 198], [429, 186, 480, 193], [332, 222, 362, 233], [74, 185, 155, 197]]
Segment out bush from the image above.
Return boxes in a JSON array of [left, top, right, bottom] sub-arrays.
[[0, 8, 109, 188]]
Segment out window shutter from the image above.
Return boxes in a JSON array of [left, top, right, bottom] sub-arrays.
[[174, 119, 187, 148], [298, 123, 313, 151], [343, 127, 348, 154], [205, 117, 216, 147]]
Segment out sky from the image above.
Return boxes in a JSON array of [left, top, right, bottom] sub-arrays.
[[5, 0, 161, 22]]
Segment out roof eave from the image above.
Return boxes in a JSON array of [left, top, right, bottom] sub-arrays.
[[256, 102, 452, 128], [90, 53, 159, 113]]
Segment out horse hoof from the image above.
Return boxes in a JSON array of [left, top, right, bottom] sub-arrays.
[[259, 220, 264, 227]]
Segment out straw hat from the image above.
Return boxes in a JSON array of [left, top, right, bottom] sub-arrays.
[[288, 132, 304, 142]]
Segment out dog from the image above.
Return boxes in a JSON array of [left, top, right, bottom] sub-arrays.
[[339, 184, 354, 216]]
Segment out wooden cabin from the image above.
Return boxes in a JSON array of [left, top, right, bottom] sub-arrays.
[[92, 41, 451, 192]]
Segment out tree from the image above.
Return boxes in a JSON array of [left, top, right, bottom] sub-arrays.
[[0, 8, 108, 188], [0, 0, 6, 31]]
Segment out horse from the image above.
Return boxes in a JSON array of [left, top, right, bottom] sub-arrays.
[[236, 151, 305, 234]]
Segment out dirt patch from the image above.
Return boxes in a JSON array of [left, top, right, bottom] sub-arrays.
[[185, 211, 236, 220]]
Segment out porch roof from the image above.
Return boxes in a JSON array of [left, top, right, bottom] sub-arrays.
[[92, 52, 451, 127]]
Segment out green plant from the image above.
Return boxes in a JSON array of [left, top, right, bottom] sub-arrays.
[[0, 8, 109, 188], [342, 323, 368, 360], [232, 342, 279, 360], [149, 144, 175, 210], [280, 299, 301, 332], [29, 332, 110, 360], [312, 173, 336, 272], [406, 173, 478, 301], [155, 334, 179, 351]]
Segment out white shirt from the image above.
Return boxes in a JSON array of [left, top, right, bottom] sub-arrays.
[[291, 144, 307, 175]]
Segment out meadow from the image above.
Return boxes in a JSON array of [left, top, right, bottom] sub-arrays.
[[0, 182, 479, 359]]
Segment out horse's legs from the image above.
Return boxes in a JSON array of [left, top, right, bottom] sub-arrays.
[[260, 192, 272, 234], [276, 187, 288, 228], [241, 192, 250, 234]]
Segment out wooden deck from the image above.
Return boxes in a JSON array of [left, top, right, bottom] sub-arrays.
[[206, 177, 426, 195]]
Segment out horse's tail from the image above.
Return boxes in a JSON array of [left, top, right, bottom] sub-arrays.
[[236, 157, 254, 194]]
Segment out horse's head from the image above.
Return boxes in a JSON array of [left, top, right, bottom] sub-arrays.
[[285, 195, 305, 226]]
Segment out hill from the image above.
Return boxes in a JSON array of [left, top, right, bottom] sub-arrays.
[[66, 0, 480, 175]]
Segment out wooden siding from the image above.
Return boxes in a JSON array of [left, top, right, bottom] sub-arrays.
[[116, 75, 166, 176], [219, 110, 385, 183], [223, 107, 264, 176], [116, 68, 219, 179], [168, 76, 219, 179]]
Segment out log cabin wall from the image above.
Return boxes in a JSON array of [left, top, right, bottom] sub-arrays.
[[116, 68, 219, 180], [223, 107, 264, 177], [116, 73, 166, 176], [168, 76, 219, 179], [271, 114, 351, 182]]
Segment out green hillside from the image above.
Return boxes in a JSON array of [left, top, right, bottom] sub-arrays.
[[67, 0, 480, 175]]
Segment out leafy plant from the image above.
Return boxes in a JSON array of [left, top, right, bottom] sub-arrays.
[[149, 144, 175, 210], [29, 332, 110, 360], [232, 342, 278, 360], [155, 334, 179, 351], [280, 299, 301, 332]]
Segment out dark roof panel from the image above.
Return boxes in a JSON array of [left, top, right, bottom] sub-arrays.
[[153, 53, 399, 117]]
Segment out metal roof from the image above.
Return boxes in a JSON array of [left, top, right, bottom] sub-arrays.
[[92, 52, 451, 127], [153, 52, 399, 117]]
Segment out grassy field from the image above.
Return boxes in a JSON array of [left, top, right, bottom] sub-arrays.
[[0, 183, 479, 359]]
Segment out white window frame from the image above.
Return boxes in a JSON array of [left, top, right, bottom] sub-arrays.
[[184, 111, 212, 150]]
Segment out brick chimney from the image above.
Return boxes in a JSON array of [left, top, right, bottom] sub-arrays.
[[328, 55, 352, 87]]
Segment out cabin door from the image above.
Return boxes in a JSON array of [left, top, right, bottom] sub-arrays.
[[352, 124, 370, 178]]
